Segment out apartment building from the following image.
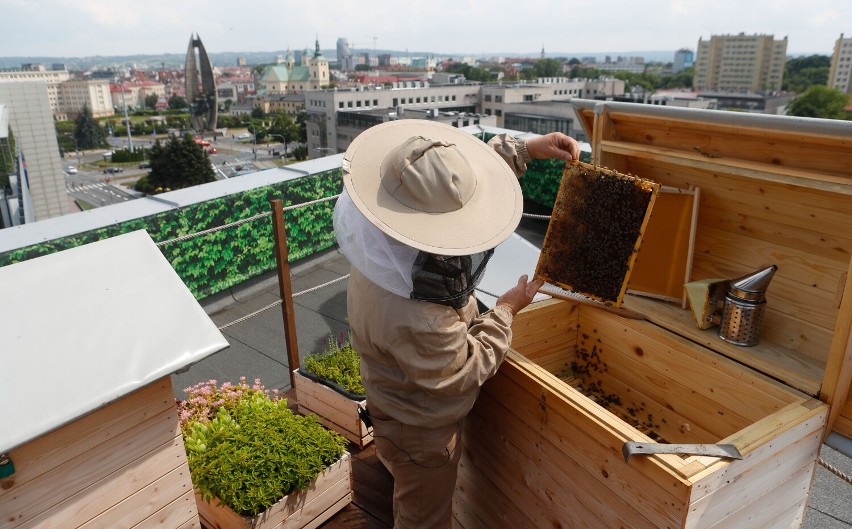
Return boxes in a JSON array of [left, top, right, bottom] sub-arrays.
[[828, 33, 852, 94], [61, 79, 113, 118], [693, 33, 787, 92]]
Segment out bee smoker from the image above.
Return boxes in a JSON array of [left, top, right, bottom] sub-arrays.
[[718, 265, 778, 346]]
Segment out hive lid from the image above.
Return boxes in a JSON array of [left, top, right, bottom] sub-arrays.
[[0, 230, 230, 453]]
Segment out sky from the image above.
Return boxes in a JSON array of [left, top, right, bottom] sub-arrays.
[[2, 0, 849, 59]]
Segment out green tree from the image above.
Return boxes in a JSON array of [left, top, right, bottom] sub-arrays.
[[662, 67, 694, 89], [444, 62, 492, 82], [144, 93, 159, 109], [786, 86, 851, 120], [73, 104, 107, 149], [0, 128, 15, 189], [533, 58, 565, 78], [568, 66, 602, 79], [783, 55, 830, 93], [137, 134, 216, 193], [250, 107, 266, 119], [268, 111, 300, 156], [168, 94, 188, 110]]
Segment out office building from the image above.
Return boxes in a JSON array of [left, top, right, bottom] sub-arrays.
[[693, 33, 787, 92], [305, 77, 625, 156], [673, 49, 694, 74], [828, 33, 852, 94], [336, 38, 353, 71]]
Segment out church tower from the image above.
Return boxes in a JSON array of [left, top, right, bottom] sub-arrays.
[[310, 36, 330, 88]]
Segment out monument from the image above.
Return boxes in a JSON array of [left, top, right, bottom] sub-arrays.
[[185, 34, 217, 133]]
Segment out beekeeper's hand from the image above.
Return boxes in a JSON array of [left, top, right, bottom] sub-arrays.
[[496, 275, 544, 316], [526, 132, 580, 162]]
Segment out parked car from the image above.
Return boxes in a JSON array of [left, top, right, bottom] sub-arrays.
[[236, 132, 252, 140], [103, 167, 123, 174], [206, 147, 217, 154], [138, 162, 151, 169], [65, 166, 78, 174]]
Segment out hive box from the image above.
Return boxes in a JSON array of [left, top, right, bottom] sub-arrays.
[[0, 231, 229, 529], [455, 102, 852, 529]]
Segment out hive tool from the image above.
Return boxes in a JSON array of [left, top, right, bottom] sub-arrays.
[[622, 442, 742, 462]]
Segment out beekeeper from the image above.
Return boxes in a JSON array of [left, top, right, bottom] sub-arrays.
[[333, 120, 579, 529]]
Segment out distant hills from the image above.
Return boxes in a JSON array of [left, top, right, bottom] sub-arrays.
[[0, 49, 686, 71], [1, 48, 824, 71]]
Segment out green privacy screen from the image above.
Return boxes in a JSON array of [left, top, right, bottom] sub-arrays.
[[0, 168, 343, 300], [0, 135, 572, 301]]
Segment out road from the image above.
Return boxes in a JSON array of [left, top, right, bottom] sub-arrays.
[[62, 133, 309, 209]]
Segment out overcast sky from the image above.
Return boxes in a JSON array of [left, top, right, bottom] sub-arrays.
[[3, 0, 848, 58]]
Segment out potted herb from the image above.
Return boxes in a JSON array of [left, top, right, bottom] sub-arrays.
[[178, 377, 351, 529], [294, 333, 373, 447]]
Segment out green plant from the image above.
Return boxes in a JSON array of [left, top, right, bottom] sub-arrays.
[[303, 332, 364, 396], [178, 378, 347, 516]]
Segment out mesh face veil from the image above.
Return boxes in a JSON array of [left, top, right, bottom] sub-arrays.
[[410, 250, 494, 309], [334, 188, 493, 308]]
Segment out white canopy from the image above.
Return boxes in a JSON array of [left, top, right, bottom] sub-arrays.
[[0, 230, 229, 452]]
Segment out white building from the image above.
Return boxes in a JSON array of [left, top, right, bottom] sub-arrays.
[[305, 77, 626, 156], [0, 64, 70, 116], [61, 79, 113, 118], [828, 33, 852, 94]]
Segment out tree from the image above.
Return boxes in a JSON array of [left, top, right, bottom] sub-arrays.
[[533, 58, 565, 78], [783, 55, 830, 93], [168, 94, 188, 110], [144, 93, 159, 109], [135, 134, 216, 193], [73, 104, 107, 149], [786, 86, 851, 120], [268, 111, 300, 157]]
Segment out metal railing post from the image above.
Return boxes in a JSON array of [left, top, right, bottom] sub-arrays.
[[270, 199, 300, 388]]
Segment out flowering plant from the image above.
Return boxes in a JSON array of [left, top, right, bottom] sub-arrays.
[[177, 377, 346, 516], [177, 376, 278, 432]]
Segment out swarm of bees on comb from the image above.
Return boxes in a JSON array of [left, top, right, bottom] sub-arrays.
[[535, 161, 660, 306]]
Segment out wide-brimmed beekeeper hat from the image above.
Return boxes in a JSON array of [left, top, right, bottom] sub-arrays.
[[341, 120, 523, 256]]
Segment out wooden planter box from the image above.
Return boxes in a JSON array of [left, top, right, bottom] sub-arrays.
[[293, 369, 373, 448], [196, 452, 352, 529], [454, 102, 852, 529]]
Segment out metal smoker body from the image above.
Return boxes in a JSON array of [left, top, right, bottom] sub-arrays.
[[719, 265, 778, 346]]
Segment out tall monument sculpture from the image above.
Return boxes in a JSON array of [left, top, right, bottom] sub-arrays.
[[185, 34, 217, 133]]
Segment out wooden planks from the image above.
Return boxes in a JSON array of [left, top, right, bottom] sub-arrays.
[[510, 298, 578, 373], [1, 377, 198, 529]]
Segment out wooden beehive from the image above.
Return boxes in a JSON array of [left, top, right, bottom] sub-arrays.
[[0, 231, 230, 529], [455, 102, 852, 529]]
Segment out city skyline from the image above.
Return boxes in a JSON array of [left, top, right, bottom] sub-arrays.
[[3, 0, 848, 59]]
